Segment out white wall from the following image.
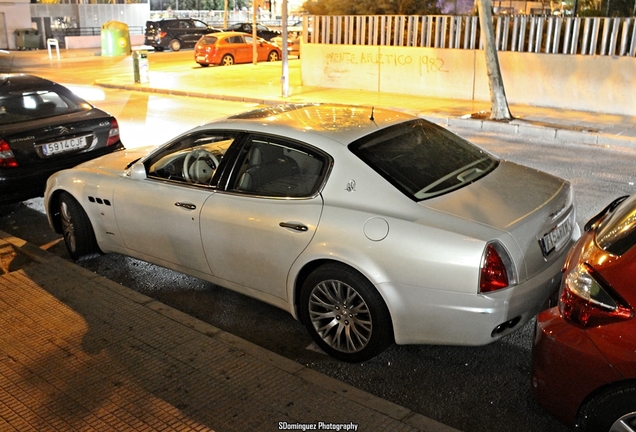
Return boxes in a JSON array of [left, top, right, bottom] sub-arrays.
[[301, 43, 636, 116], [1, 0, 32, 50]]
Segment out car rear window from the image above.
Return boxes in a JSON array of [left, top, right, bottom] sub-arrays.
[[0, 90, 89, 125], [200, 35, 218, 44], [349, 119, 498, 201], [596, 194, 636, 255]]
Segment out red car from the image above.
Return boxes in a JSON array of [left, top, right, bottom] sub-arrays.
[[531, 195, 636, 432], [194, 31, 281, 67]]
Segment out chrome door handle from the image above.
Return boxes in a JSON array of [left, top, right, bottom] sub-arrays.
[[279, 222, 308, 232], [175, 202, 196, 210]]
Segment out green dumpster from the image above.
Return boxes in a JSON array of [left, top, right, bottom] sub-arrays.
[[15, 29, 39, 50], [101, 21, 131, 57]]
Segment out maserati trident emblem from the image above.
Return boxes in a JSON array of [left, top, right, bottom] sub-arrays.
[[548, 203, 566, 221]]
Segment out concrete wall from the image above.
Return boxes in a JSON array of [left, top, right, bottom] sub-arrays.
[[301, 43, 636, 116], [1, 0, 32, 50]]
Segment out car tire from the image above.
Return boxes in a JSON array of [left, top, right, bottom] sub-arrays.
[[169, 39, 181, 51], [576, 382, 636, 432], [267, 50, 280, 62], [199, 63, 209, 67], [299, 263, 393, 363], [221, 54, 234, 66], [59, 192, 100, 261]]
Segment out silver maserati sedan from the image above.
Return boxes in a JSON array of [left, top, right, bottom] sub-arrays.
[[44, 104, 580, 362]]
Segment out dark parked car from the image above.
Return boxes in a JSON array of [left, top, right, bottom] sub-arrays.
[[145, 18, 219, 51], [223, 22, 281, 41], [532, 194, 636, 432], [0, 74, 124, 205]]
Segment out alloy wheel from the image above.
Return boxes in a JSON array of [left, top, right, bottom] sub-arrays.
[[60, 200, 77, 253], [308, 279, 372, 354], [610, 411, 636, 432]]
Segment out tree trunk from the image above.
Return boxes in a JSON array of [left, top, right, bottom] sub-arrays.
[[476, 0, 513, 121]]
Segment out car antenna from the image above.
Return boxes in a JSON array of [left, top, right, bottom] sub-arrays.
[[369, 106, 375, 122]]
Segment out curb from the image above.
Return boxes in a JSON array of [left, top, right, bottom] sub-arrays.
[[431, 116, 636, 150], [0, 230, 462, 432]]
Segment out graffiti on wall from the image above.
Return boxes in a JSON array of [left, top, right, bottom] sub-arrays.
[[326, 52, 449, 76]]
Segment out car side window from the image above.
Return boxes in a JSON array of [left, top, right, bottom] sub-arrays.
[[146, 132, 237, 186], [193, 20, 207, 29], [227, 136, 328, 198], [180, 21, 192, 29]]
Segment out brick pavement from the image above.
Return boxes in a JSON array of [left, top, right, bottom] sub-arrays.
[[0, 231, 458, 432]]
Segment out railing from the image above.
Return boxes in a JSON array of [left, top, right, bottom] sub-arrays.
[[50, 26, 144, 37], [306, 15, 636, 57]]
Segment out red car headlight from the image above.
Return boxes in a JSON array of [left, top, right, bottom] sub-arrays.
[[559, 263, 633, 328]]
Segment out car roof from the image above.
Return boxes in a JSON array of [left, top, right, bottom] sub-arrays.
[[201, 31, 271, 43], [214, 31, 247, 37], [201, 103, 417, 146], [0, 74, 57, 93]]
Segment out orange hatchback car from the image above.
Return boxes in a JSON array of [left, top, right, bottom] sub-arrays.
[[194, 31, 282, 67]]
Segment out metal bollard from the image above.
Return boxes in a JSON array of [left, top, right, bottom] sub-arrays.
[[132, 49, 149, 84]]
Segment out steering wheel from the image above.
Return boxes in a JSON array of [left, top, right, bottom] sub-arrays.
[[183, 149, 220, 183]]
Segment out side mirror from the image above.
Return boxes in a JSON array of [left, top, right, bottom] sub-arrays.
[[130, 162, 147, 180]]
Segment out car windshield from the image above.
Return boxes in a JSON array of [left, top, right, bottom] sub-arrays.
[[596, 194, 636, 255], [349, 119, 498, 201], [0, 90, 89, 125]]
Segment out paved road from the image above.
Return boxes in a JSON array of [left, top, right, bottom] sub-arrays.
[[3, 50, 635, 431]]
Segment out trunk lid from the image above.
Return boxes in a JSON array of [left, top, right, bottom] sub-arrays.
[[422, 160, 576, 280]]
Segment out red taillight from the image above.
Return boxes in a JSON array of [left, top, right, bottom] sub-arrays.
[[479, 243, 511, 293], [106, 119, 120, 147], [158, 31, 167, 39], [559, 263, 633, 328], [0, 139, 18, 168]]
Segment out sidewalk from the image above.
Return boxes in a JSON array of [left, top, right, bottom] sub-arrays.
[[0, 230, 458, 432]]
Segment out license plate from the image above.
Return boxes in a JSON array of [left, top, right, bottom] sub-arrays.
[[539, 216, 573, 257], [40, 136, 89, 156], [196, 55, 206, 62]]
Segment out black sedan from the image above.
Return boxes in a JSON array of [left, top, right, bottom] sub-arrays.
[[223, 22, 281, 41], [0, 74, 124, 205]]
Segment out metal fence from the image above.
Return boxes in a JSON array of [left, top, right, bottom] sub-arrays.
[[50, 26, 144, 37], [306, 15, 636, 57]]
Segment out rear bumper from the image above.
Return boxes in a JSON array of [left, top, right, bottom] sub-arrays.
[[530, 307, 623, 427], [386, 237, 573, 346], [0, 143, 123, 205]]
